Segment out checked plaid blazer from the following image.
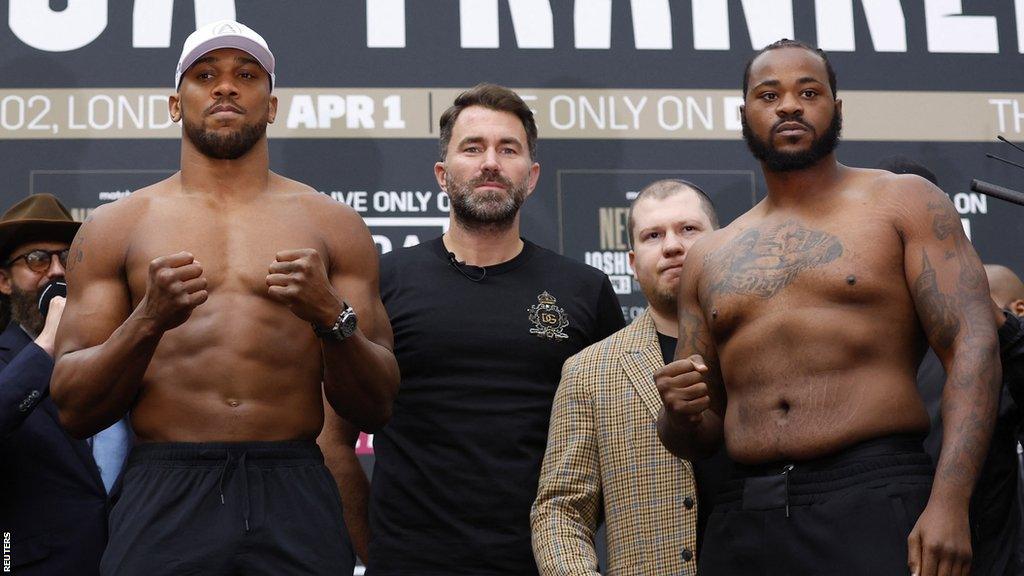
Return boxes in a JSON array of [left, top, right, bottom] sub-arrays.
[[531, 309, 699, 576]]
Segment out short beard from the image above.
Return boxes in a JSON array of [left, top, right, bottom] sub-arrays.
[[9, 283, 43, 335], [182, 109, 267, 160], [742, 109, 842, 173], [446, 172, 528, 233], [640, 281, 676, 318]]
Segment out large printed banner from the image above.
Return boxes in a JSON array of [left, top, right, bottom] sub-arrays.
[[3, 2, 1024, 569]]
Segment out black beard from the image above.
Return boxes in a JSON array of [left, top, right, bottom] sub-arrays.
[[9, 283, 43, 335], [182, 109, 267, 160], [446, 172, 528, 232], [742, 109, 842, 173]]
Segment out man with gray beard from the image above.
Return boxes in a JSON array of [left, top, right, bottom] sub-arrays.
[[344, 84, 624, 576]]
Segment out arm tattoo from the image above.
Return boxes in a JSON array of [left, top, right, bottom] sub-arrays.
[[678, 304, 710, 358], [912, 250, 960, 350], [702, 220, 843, 299], [928, 201, 958, 240], [919, 199, 1000, 487], [66, 214, 93, 273]]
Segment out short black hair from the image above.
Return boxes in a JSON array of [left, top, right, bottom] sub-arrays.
[[742, 39, 837, 99], [438, 83, 538, 161], [875, 155, 939, 185], [627, 179, 719, 248]]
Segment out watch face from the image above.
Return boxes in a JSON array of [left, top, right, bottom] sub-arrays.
[[339, 310, 358, 338]]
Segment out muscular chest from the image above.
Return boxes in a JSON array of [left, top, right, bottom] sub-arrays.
[[700, 216, 905, 339], [125, 198, 325, 301]]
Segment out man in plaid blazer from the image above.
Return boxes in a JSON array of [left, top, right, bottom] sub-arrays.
[[531, 180, 721, 575]]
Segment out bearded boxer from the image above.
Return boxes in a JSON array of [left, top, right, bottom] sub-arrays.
[[50, 20, 398, 576], [656, 39, 999, 576]]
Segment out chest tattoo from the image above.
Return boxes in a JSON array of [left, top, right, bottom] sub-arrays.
[[703, 220, 844, 299]]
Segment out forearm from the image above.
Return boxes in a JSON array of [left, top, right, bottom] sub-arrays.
[[657, 407, 723, 461], [320, 441, 371, 562], [932, 339, 1001, 504], [52, 312, 163, 438], [531, 492, 602, 576], [322, 331, 399, 431]]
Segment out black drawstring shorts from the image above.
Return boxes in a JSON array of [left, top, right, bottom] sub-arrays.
[[699, 434, 934, 576], [100, 441, 354, 576]]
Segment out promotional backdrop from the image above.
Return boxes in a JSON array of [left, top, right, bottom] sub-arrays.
[[3, 1, 1024, 571]]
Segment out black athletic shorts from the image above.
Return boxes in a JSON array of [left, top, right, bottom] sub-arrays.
[[700, 434, 933, 576], [100, 441, 354, 576]]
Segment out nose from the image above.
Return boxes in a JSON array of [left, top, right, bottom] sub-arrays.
[[663, 231, 685, 257], [480, 147, 501, 173], [776, 91, 803, 117], [212, 76, 239, 99], [44, 253, 65, 282]]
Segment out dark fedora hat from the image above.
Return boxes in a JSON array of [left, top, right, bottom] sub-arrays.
[[0, 194, 80, 263]]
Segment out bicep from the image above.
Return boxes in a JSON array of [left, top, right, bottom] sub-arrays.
[[326, 210, 393, 351], [901, 188, 991, 362], [674, 253, 716, 363], [55, 212, 131, 357]]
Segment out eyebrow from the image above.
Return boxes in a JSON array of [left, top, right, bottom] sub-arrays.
[[191, 55, 262, 68], [752, 77, 825, 91], [458, 136, 523, 148], [640, 219, 706, 233]]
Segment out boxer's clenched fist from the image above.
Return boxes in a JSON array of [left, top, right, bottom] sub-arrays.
[[266, 249, 340, 325], [655, 355, 711, 428], [139, 252, 208, 331]]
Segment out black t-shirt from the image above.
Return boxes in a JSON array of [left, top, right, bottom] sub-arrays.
[[657, 331, 733, 557], [368, 237, 624, 576]]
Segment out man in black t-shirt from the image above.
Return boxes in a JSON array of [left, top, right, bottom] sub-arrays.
[[354, 84, 624, 575], [532, 179, 730, 575]]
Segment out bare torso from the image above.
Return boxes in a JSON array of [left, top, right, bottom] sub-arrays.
[[698, 169, 930, 463], [116, 175, 337, 442]]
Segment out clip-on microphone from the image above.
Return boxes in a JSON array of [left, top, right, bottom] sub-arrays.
[[447, 252, 487, 282]]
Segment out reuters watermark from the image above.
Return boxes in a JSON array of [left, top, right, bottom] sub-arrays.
[[3, 531, 11, 573]]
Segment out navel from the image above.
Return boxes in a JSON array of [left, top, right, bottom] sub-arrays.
[[846, 275, 856, 286]]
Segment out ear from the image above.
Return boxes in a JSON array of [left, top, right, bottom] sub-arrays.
[[524, 162, 541, 199], [267, 94, 279, 124], [628, 250, 636, 275], [434, 162, 447, 191], [1011, 298, 1024, 318], [835, 98, 843, 115], [0, 268, 13, 297], [168, 93, 182, 123]]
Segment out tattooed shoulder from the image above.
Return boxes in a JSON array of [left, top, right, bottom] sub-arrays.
[[927, 201, 958, 240], [66, 213, 94, 273]]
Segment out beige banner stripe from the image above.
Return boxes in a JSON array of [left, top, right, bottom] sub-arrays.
[[0, 88, 1019, 141]]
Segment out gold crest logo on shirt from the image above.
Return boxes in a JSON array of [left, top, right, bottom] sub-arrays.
[[528, 291, 569, 340]]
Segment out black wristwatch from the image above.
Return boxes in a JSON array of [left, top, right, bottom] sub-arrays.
[[313, 302, 358, 341]]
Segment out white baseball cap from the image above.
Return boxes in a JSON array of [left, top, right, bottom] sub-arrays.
[[175, 20, 276, 91]]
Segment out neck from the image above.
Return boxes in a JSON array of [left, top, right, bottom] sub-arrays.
[[648, 304, 679, 337], [762, 154, 843, 208], [443, 216, 524, 267], [179, 137, 271, 196]]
